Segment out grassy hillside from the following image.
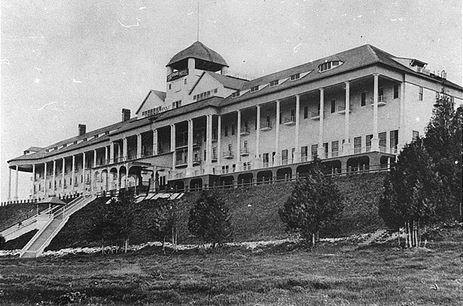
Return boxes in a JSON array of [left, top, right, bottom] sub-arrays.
[[45, 173, 386, 251]]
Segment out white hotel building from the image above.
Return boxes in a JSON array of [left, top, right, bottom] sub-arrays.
[[6, 42, 463, 201]]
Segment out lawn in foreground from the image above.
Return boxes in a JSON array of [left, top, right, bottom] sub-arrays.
[[0, 241, 462, 305]]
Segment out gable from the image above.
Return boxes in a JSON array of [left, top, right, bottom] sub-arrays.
[[136, 90, 169, 117]]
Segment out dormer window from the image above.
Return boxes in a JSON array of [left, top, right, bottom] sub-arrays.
[[231, 91, 240, 98], [250, 85, 259, 93], [290, 73, 300, 80], [270, 80, 279, 87], [319, 60, 343, 72]]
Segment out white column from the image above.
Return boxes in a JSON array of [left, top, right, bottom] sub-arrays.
[[187, 119, 194, 176], [398, 79, 406, 150], [255, 105, 261, 169], [105, 146, 109, 164], [8, 167, 12, 201], [137, 134, 142, 158], [123, 138, 128, 161], [71, 156, 75, 192], [343, 81, 352, 155], [44, 162, 48, 197], [274, 100, 281, 166], [317, 88, 325, 157], [52, 160, 56, 194], [14, 165, 19, 200], [217, 116, 222, 165], [152, 129, 158, 156], [371, 73, 380, 151], [110, 143, 115, 163], [61, 158, 65, 193], [82, 152, 86, 193], [236, 110, 241, 171], [294, 95, 301, 163], [205, 114, 213, 174], [171, 124, 176, 170], [32, 164, 36, 199], [93, 149, 97, 167]]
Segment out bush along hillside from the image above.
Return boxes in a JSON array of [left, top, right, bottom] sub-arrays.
[[44, 172, 387, 251]]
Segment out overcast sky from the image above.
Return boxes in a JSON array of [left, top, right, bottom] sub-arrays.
[[1, 0, 461, 201]]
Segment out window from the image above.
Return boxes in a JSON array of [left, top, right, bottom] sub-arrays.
[[379, 132, 387, 152], [168, 84, 172, 90], [270, 80, 279, 87], [311, 144, 318, 159], [172, 100, 182, 109], [301, 146, 308, 161], [366, 134, 373, 152], [228, 144, 232, 152], [418, 86, 423, 101], [250, 85, 259, 92], [319, 60, 342, 72], [279, 112, 282, 124], [213, 88, 218, 93], [231, 124, 235, 135], [323, 143, 329, 158], [393, 85, 399, 99], [412, 130, 420, 141], [184, 79, 187, 85], [224, 125, 228, 137], [266, 115, 271, 128], [378, 88, 384, 99], [263, 153, 269, 166], [243, 141, 248, 151], [290, 109, 295, 121], [330, 100, 336, 113], [303, 106, 308, 119], [390, 130, 398, 153], [282, 149, 288, 164], [361, 92, 367, 106], [231, 91, 240, 97], [354, 136, 362, 154], [290, 73, 300, 80], [332, 141, 339, 157]]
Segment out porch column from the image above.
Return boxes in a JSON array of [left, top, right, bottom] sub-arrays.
[[217, 115, 222, 165], [343, 81, 352, 155], [137, 134, 142, 158], [52, 160, 56, 194], [170, 124, 176, 170], [93, 149, 97, 168], [186, 119, 194, 176], [274, 100, 281, 166], [44, 162, 48, 196], [105, 146, 109, 164], [236, 110, 241, 171], [14, 165, 19, 200], [205, 114, 213, 174], [152, 129, 158, 156], [125, 163, 128, 188], [123, 138, 128, 161], [398, 78, 406, 149], [61, 158, 65, 194], [82, 152, 86, 193], [32, 164, 36, 199], [71, 156, 75, 192], [110, 142, 115, 163], [255, 104, 261, 169], [8, 167, 11, 201], [294, 95, 301, 163], [317, 88, 325, 157], [371, 73, 380, 151]]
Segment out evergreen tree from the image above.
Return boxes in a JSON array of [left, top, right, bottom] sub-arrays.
[[423, 93, 462, 220], [279, 158, 344, 247], [188, 191, 232, 248], [141, 199, 177, 249]]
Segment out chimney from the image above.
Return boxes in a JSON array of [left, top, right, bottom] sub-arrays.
[[122, 108, 131, 122], [78, 124, 86, 136]]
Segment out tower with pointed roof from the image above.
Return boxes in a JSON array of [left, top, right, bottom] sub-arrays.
[[165, 41, 229, 108]]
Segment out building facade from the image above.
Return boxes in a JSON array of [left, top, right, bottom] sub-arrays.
[[6, 42, 463, 201]]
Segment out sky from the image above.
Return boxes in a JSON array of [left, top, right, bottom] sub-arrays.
[[1, 0, 462, 201]]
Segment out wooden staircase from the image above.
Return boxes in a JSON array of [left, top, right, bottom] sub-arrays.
[[20, 195, 96, 258]]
